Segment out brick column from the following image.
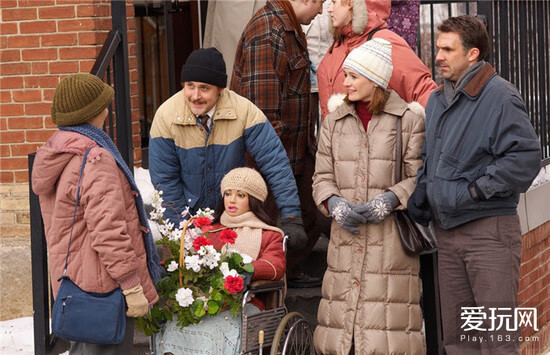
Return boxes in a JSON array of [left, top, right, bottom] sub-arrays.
[[519, 222, 550, 354]]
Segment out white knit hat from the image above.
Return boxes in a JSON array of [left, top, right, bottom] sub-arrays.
[[220, 167, 268, 202], [343, 38, 393, 89]]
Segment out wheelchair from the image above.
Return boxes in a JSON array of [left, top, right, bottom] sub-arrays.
[[239, 236, 316, 355], [154, 226, 316, 355]]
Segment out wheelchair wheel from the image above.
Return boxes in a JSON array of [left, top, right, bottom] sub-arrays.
[[270, 312, 315, 355]]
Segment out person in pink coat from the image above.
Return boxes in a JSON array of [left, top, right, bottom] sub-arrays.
[[318, 0, 437, 119], [32, 73, 159, 354]]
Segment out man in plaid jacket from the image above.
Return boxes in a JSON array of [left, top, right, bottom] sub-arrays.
[[232, 0, 326, 287]]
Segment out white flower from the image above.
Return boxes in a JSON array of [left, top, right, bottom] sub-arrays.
[[175, 287, 194, 307], [219, 262, 229, 275], [185, 255, 203, 273], [167, 261, 179, 272], [200, 245, 221, 269], [181, 206, 190, 219], [157, 219, 175, 239], [195, 208, 214, 219], [168, 228, 182, 242], [240, 253, 253, 264]]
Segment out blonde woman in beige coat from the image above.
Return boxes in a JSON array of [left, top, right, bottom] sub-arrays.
[[312, 39, 427, 354]]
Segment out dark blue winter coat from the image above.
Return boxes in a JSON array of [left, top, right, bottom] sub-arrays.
[[149, 89, 301, 224], [417, 64, 541, 229]]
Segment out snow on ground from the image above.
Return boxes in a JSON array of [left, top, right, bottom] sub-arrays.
[[530, 165, 550, 190], [135, 167, 156, 205], [0, 317, 70, 355]]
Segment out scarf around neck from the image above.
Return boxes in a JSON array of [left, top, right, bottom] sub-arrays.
[[220, 211, 284, 260], [444, 60, 486, 105], [59, 123, 161, 283]]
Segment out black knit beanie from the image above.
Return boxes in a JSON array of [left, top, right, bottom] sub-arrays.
[[180, 47, 227, 88], [51, 73, 114, 127]]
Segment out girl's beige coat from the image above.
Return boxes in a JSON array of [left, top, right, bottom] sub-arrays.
[[312, 91, 426, 354]]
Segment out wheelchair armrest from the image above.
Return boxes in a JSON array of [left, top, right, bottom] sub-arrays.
[[247, 279, 285, 292]]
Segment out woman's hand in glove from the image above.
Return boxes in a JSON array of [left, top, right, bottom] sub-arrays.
[[123, 284, 148, 317]]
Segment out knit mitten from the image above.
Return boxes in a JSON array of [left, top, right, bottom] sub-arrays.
[[327, 196, 367, 234], [356, 191, 399, 224], [123, 284, 148, 317]]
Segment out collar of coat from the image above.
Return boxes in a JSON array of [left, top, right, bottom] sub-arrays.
[[436, 63, 496, 98], [329, 91, 425, 120], [174, 89, 238, 126], [267, 0, 307, 49]]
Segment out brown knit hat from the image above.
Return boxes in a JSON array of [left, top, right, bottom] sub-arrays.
[[51, 73, 114, 127], [220, 168, 268, 202]]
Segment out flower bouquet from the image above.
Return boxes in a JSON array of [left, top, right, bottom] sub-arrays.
[[136, 191, 254, 336]]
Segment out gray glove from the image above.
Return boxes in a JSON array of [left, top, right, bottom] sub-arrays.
[[327, 196, 367, 234], [280, 216, 308, 250], [356, 191, 399, 224]]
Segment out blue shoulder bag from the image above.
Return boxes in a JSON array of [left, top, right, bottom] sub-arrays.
[[51, 147, 126, 344]]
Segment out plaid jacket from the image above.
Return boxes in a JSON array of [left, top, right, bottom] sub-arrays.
[[231, 0, 311, 175]]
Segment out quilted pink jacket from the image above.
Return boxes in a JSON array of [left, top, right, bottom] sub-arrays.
[[32, 131, 158, 305]]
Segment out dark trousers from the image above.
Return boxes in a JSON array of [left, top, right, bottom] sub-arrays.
[[436, 215, 522, 355], [264, 150, 330, 273], [286, 151, 331, 272], [69, 317, 135, 355]]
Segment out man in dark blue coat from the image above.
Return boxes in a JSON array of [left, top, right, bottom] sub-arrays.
[[149, 48, 307, 250], [408, 15, 541, 354]]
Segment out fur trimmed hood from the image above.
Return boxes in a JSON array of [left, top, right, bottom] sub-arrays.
[[328, 0, 391, 36]]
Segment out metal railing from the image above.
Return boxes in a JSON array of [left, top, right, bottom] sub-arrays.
[[29, 2, 132, 353], [418, 0, 550, 166]]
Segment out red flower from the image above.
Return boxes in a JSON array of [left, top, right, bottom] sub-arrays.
[[201, 225, 215, 233], [193, 236, 212, 251], [224, 275, 244, 294], [219, 229, 238, 244], [193, 217, 212, 228]]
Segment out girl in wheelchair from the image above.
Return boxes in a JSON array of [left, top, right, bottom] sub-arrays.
[[156, 167, 286, 355]]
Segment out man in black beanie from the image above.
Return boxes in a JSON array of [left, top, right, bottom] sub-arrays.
[[149, 47, 308, 250]]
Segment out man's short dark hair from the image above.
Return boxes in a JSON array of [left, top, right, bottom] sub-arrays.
[[438, 15, 489, 61]]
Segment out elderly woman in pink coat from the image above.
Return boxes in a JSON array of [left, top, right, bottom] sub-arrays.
[[32, 73, 159, 354]]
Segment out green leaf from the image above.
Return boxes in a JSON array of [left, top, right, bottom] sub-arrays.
[[210, 290, 223, 302], [191, 300, 206, 318], [207, 300, 220, 315], [242, 263, 254, 273]]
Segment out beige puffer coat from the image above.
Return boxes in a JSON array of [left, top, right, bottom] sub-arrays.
[[312, 91, 426, 354]]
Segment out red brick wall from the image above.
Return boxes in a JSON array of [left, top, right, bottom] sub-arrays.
[[520, 221, 550, 354], [0, 0, 141, 184]]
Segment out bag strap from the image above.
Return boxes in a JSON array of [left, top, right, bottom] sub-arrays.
[[394, 117, 403, 184], [367, 27, 383, 41], [62, 147, 93, 276]]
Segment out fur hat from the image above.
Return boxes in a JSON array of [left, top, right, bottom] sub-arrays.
[[343, 38, 393, 88], [51, 73, 114, 127], [181, 47, 227, 88], [220, 168, 268, 202]]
